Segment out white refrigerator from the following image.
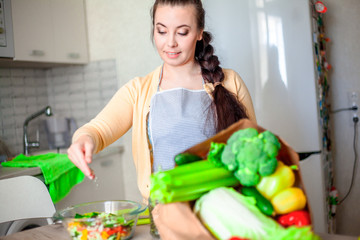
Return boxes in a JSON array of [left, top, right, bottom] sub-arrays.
[[203, 0, 327, 233]]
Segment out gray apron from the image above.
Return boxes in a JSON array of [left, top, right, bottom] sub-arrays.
[[148, 68, 216, 172]]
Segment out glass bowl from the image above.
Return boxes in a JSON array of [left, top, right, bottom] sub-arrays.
[[54, 200, 147, 240]]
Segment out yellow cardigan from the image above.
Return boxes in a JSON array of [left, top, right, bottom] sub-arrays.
[[72, 65, 256, 200]]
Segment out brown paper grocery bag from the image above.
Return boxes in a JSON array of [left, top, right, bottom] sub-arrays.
[[153, 202, 215, 240], [153, 119, 311, 240]]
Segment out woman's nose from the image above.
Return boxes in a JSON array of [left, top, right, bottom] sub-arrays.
[[167, 34, 178, 47]]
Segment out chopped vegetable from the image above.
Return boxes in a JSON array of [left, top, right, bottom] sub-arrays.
[[150, 160, 239, 204], [194, 187, 319, 240], [256, 161, 295, 199], [174, 152, 202, 166], [271, 187, 307, 214], [221, 128, 281, 186], [240, 187, 275, 216], [277, 210, 311, 227], [66, 212, 134, 240]]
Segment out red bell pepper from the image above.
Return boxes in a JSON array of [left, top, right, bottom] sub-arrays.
[[277, 210, 311, 227], [228, 237, 249, 240]]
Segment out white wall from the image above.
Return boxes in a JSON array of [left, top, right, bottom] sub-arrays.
[[324, 0, 360, 236]]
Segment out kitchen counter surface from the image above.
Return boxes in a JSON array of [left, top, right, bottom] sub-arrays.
[[0, 166, 41, 180], [0, 223, 154, 240], [0, 222, 357, 240]]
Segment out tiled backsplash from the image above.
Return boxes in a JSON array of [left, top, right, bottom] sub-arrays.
[[0, 59, 118, 156]]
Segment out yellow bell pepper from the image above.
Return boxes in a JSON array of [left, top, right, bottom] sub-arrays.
[[256, 161, 295, 200], [271, 187, 307, 214]]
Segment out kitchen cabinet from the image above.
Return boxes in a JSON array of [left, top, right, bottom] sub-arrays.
[[11, 0, 89, 64]]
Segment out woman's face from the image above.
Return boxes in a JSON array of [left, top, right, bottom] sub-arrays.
[[153, 4, 203, 67]]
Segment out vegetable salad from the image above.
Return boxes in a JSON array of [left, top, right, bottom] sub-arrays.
[[67, 212, 134, 240]]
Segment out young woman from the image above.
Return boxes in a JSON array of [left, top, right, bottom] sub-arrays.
[[67, 0, 256, 201]]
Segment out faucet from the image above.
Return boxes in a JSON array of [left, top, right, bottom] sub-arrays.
[[23, 106, 52, 155]]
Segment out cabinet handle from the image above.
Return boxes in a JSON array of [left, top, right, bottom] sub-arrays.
[[31, 50, 45, 56], [68, 53, 80, 59]]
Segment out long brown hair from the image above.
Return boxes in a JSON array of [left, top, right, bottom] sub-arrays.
[[151, 0, 249, 132]]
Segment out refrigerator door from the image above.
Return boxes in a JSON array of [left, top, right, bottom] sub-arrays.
[[203, 0, 326, 232]]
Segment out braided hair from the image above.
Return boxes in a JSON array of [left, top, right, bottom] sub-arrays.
[[151, 0, 249, 132]]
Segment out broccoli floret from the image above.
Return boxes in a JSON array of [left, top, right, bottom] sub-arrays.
[[258, 156, 278, 176], [222, 128, 258, 171], [259, 130, 281, 158], [221, 128, 281, 186]]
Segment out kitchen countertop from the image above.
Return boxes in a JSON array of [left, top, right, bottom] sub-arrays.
[[0, 223, 155, 240], [0, 166, 42, 180], [0, 222, 357, 240]]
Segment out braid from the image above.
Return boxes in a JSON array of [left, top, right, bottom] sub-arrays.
[[196, 32, 249, 132]]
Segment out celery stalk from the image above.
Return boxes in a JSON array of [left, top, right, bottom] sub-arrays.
[[168, 166, 233, 188], [151, 176, 239, 204], [164, 160, 214, 176], [170, 176, 239, 203]]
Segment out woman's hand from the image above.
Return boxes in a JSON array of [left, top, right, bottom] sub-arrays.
[[67, 135, 95, 179]]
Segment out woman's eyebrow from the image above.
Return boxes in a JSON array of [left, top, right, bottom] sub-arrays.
[[156, 22, 191, 29]]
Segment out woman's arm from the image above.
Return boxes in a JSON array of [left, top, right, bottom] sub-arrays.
[[68, 78, 138, 178], [224, 69, 257, 123]]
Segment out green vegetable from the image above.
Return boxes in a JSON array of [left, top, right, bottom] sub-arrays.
[[241, 187, 275, 216], [194, 187, 283, 240], [174, 152, 202, 166], [194, 187, 320, 240], [275, 226, 320, 240], [207, 142, 226, 167], [221, 128, 281, 186], [150, 160, 239, 204]]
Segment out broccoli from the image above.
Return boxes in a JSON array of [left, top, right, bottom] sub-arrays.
[[221, 128, 281, 186]]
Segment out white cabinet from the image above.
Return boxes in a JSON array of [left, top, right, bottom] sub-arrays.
[[11, 0, 89, 64]]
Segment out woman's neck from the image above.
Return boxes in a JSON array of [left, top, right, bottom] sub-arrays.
[[160, 62, 203, 90]]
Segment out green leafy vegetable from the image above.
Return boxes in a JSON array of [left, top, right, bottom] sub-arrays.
[[207, 142, 226, 167], [194, 187, 320, 240], [221, 128, 281, 186]]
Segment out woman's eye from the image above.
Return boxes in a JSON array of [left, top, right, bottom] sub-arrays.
[[157, 30, 166, 35], [178, 31, 188, 36]]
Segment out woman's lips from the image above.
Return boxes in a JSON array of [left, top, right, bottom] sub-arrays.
[[165, 51, 181, 59]]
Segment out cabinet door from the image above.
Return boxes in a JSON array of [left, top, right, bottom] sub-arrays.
[[51, 0, 89, 64], [11, 0, 54, 62]]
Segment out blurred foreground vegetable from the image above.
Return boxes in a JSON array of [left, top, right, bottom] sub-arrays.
[[221, 128, 281, 186], [271, 187, 307, 214], [256, 161, 295, 200], [174, 152, 202, 166], [277, 210, 311, 227], [194, 187, 320, 240], [150, 160, 239, 203], [240, 187, 275, 216]]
